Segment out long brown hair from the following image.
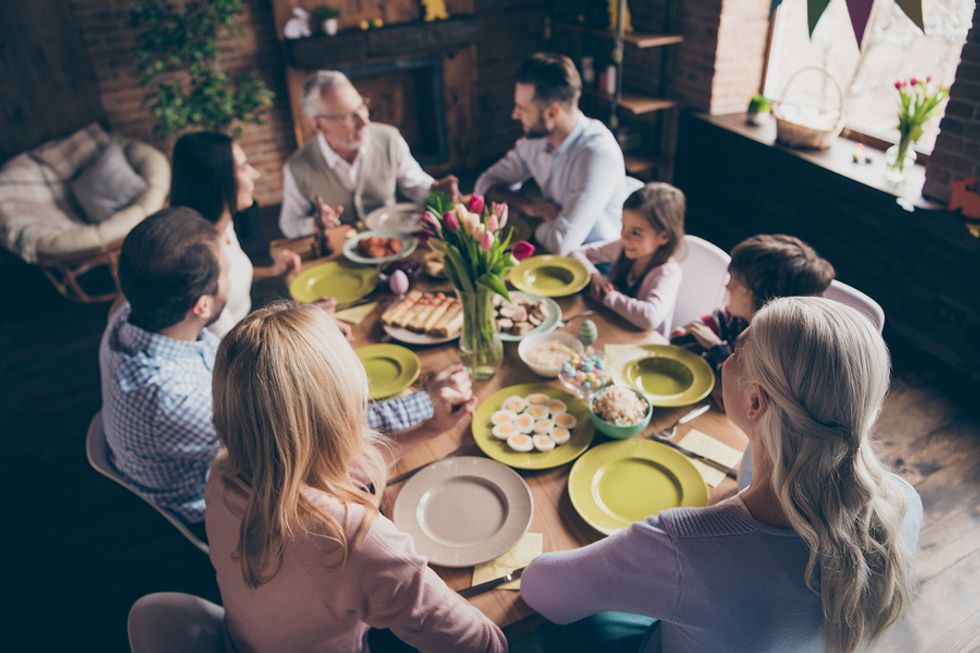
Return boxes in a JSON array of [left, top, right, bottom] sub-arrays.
[[211, 301, 389, 588], [611, 182, 685, 294]]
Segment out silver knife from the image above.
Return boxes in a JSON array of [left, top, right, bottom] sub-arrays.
[[649, 435, 738, 480], [458, 567, 526, 599]]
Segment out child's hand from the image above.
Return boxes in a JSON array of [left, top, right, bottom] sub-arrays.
[[687, 322, 722, 349], [589, 273, 613, 302]]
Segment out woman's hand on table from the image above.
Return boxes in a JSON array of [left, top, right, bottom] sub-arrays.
[[272, 248, 302, 280], [313, 296, 354, 342], [423, 364, 476, 435]]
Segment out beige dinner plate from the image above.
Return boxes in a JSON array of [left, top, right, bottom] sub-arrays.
[[392, 456, 534, 568]]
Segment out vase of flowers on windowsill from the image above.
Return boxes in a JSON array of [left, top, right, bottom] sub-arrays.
[[421, 192, 535, 381], [886, 76, 949, 184]]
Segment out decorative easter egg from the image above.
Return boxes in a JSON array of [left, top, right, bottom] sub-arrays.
[[389, 269, 409, 295], [578, 319, 598, 346]]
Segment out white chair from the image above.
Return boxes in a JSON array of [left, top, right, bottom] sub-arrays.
[[128, 592, 225, 653], [85, 412, 209, 554], [672, 235, 731, 334], [824, 279, 885, 333]]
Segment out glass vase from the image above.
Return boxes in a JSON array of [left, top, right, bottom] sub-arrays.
[[885, 138, 916, 184], [456, 287, 503, 381]]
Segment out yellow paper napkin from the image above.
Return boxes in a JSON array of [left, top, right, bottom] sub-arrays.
[[471, 532, 543, 591], [677, 429, 744, 487], [334, 301, 378, 325]]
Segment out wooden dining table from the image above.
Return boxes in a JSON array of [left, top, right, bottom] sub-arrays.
[[269, 226, 749, 630]]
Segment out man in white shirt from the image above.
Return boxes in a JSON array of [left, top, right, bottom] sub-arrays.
[[279, 70, 458, 238], [475, 53, 637, 255]]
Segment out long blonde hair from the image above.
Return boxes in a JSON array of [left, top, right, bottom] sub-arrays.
[[212, 301, 388, 588], [741, 297, 914, 653]]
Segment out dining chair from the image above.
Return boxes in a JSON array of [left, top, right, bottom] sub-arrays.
[[85, 412, 209, 554], [128, 592, 225, 653], [824, 279, 885, 333], [671, 235, 731, 334]]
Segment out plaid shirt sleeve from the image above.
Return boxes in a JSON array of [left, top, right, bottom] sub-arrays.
[[367, 390, 434, 434]]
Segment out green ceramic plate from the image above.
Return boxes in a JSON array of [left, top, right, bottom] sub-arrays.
[[355, 344, 421, 400], [610, 345, 715, 407], [508, 255, 590, 298], [289, 260, 378, 306], [342, 230, 418, 265], [568, 438, 709, 535], [472, 383, 594, 470]]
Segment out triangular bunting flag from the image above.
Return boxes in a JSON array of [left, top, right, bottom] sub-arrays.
[[845, 0, 875, 47], [895, 0, 925, 31], [807, 0, 832, 36], [770, 0, 784, 15]]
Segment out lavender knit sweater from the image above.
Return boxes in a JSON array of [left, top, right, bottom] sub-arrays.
[[521, 476, 921, 653]]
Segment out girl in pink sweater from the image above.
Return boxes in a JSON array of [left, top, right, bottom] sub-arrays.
[[571, 182, 684, 334], [205, 303, 507, 653]]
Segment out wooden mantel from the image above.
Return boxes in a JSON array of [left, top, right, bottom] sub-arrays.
[[284, 17, 480, 69]]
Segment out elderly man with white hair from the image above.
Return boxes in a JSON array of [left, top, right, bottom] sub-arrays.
[[278, 70, 459, 238]]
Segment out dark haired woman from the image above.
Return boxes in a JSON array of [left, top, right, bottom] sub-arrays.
[[171, 132, 300, 337]]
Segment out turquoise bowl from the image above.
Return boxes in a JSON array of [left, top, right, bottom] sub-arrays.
[[589, 386, 653, 439]]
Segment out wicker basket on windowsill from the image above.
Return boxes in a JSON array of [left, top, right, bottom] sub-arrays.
[[772, 67, 844, 150]]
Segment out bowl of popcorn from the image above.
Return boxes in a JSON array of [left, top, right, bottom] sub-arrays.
[[589, 385, 652, 439], [518, 331, 584, 377]]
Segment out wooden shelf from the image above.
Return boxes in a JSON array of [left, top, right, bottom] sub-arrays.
[[624, 153, 659, 176], [585, 89, 677, 116], [554, 21, 684, 49]]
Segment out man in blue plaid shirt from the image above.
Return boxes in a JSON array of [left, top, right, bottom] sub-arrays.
[[99, 208, 473, 539]]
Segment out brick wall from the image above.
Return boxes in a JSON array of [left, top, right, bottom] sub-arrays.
[[70, 0, 293, 206], [923, 2, 980, 203]]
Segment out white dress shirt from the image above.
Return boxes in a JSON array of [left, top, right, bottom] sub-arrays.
[[279, 132, 434, 238], [475, 112, 639, 256]]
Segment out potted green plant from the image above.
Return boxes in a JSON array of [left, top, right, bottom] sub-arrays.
[[131, 0, 273, 137], [746, 95, 772, 126], [311, 5, 341, 35]]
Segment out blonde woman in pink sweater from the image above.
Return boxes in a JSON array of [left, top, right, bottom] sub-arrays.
[[570, 183, 684, 334], [205, 302, 507, 653]]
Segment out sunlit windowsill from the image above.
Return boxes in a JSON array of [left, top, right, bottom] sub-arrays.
[[700, 113, 944, 213]]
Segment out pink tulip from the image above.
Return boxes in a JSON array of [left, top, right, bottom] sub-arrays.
[[497, 203, 508, 230], [480, 231, 494, 252], [927, 75, 933, 83], [468, 194, 485, 214], [511, 240, 535, 260], [444, 211, 459, 233], [893, 80, 902, 90], [910, 76, 919, 86], [487, 212, 499, 232], [420, 211, 440, 234]]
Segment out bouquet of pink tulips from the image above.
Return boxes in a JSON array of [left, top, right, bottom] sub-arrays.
[[419, 192, 535, 379], [888, 76, 949, 178], [419, 193, 535, 300]]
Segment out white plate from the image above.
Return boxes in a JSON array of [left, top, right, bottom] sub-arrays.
[[497, 292, 562, 342], [364, 203, 424, 234], [383, 323, 459, 345], [343, 230, 418, 265]]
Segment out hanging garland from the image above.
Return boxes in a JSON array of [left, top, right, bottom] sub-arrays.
[[770, 0, 925, 47]]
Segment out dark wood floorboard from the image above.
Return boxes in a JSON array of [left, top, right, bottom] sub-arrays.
[[2, 206, 977, 652]]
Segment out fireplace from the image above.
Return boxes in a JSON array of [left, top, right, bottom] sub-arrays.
[[281, 17, 479, 174]]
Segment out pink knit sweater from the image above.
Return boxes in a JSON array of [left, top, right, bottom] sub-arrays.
[[205, 474, 508, 653], [571, 240, 681, 334]]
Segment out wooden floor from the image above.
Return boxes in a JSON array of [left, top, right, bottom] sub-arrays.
[[1, 211, 977, 652]]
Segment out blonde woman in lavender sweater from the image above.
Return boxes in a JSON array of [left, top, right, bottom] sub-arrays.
[[522, 298, 921, 653], [570, 182, 684, 334], [205, 303, 506, 653]]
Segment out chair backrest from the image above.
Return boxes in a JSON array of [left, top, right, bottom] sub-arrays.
[[672, 235, 731, 333], [85, 412, 209, 554], [824, 279, 885, 334], [128, 592, 225, 653]]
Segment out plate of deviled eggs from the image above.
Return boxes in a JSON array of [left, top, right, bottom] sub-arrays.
[[471, 384, 595, 470]]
